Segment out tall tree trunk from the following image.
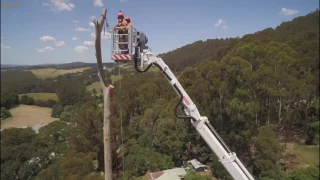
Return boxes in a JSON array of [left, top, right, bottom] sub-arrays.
[[93, 8, 114, 180], [218, 87, 223, 132], [267, 97, 270, 126]]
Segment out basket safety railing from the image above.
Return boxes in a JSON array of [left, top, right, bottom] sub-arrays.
[[111, 26, 138, 60]]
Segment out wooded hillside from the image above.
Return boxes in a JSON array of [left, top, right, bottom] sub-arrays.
[[0, 10, 319, 180]]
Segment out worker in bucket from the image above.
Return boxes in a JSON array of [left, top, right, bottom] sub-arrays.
[[123, 16, 132, 53], [115, 11, 128, 54]]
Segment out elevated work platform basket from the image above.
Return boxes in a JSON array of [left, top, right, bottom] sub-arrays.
[[111, 26, 138, 62]]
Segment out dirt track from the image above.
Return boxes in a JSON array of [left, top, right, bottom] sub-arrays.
[[1, 105, 57, 130]]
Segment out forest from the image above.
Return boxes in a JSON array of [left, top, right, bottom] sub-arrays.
[[1, 10, 319, 180]]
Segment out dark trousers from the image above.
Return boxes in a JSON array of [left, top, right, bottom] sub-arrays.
[[119, 35, 128, 54]]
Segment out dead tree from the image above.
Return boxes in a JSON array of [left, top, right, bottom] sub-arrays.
[[93, 8, 113, 180]]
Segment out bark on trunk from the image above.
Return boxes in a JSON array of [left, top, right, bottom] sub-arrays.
[[93, 8, 114, 180]]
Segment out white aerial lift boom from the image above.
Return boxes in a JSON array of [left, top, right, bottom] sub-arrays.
[[110, 22, 255, 180]]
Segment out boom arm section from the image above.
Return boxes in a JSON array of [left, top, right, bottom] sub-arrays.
[[133, 48, 255, 180]]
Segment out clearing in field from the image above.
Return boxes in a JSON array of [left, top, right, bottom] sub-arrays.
[[1, 105, 57, 130], [27, 67, 91, 79], [19, 92, 58, 101], [111, 74, 123, 83], [86, 82, 103, 95], [282, 142, 319, 171]]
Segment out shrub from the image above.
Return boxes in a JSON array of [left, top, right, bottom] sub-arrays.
[[34, 100, 48, 107], [51, 104, 64, 118], [47, 99, 57, 108], [1, 107, 12, 120]]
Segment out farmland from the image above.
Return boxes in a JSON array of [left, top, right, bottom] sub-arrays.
[[27, 67, 91, 79], [86, 82, 102, 94], [1, 105, 57, 130]]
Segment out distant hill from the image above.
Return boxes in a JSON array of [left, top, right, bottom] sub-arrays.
[[158, 38, 230, 72], [1, 62, 116, 71], [158, 9, 319, 72]]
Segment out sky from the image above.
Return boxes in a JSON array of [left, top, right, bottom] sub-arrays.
[[1, 0, 319, 65]]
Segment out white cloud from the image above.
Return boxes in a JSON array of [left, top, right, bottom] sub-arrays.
[[42, 2, 51, 6], [90, 15, 96, 20], [1, 43, 11, 49], [84, 41, 95, 46], [72, 37, 78, 40], [56, 41, 66, 46], [36, 46, 54, 53], [75, 46, 88, 52], [280, 8, 299, 15], [44, 0, 75, 11], [214, 19, 229, 30], [76, 27, 90, 32], [90, 32, 111, 40], [40, 36, 66, 47], [73, 20, 79, 23], [89, 22, 95, 27], [214, 19, 224, 27], [40, 36, 56, 42], [93, 0, 103, 7]]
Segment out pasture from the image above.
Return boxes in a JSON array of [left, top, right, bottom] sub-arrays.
[[86, 82, 103, 95], [1, 105, 57, 130], [111, 74, 123, 83], [282, 142, 319, 171], [19, 92, 58, 101], [27, 67, 91, 79], [293, 143, 319, 169]]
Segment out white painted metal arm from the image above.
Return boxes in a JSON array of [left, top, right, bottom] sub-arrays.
[[134, 49, 254, 180]]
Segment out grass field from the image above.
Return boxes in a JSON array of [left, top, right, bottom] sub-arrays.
[[293, 143, 319, 169], [282, 142, 319, 171], [1, 105, 57, 130], [111, 74, 123, 83], [19, 93, 58, 101], [86, 82, 103, 95], [28, 67, 91, 79], [86, 75, 123, 94]]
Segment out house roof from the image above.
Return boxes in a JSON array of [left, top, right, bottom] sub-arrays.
[[150, 171, 164, 179], [190, 159, 207, 169], [150, 168, 187, 180]]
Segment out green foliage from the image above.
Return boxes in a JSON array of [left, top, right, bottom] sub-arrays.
[[1, 128, 37, 180], [0, 9, 319, 180], [20, 95, 28, 104], [1, 107, 12, 120], [20, 95, 35, 105], [306, 99, 319, 145], [1, 86, 20, 109], [46, 99, 57, 108], [153, 117, 187, 161], [26, 96, 35, 105], [285, 167, 319, 180], [34, 99, 48, 107], [56, 76, 86, 106], [159, 39, 230, 72], [184, 171, 211, 180], [51, 104, 64, 118], [67, 104, 105, 171], [252, 126, 283, 179], [124, 144, 174, 177], [60, 111, 72, 122], [35, 150, 98, 180]]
